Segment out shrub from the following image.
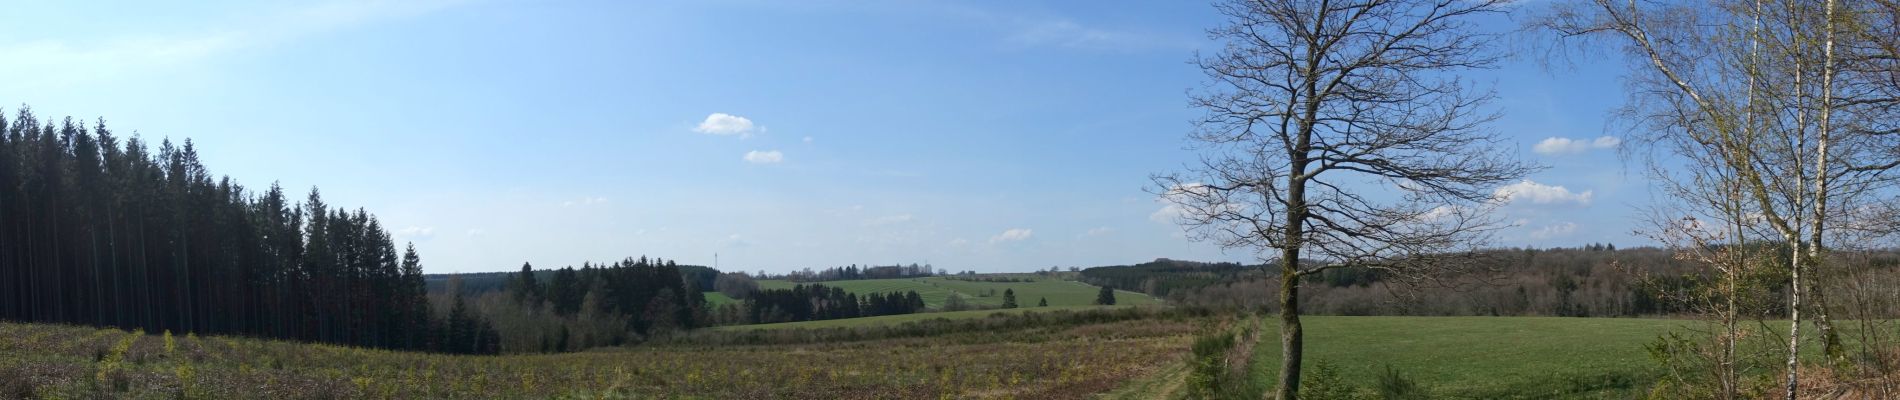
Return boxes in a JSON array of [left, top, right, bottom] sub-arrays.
[[1187, 329, 1237, 398], [1302, 359, 1360, 400], [0, 364, 33, 399], [1378, 365, 1425, 400]]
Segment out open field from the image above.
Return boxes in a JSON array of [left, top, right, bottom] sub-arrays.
[[711, 305, 1150, 331], [5, 314, 1786, 399], [1244, 316, 1683, 398], [0, 313, 1198, 399], [1235, 317, 1884, 399], [756, 276, 1160, 308], [702, 291, 737, 307]]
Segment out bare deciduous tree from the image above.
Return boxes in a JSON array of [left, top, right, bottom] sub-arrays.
[[1535, 0, 1900, 397], [1155, 1, 1534, 397]]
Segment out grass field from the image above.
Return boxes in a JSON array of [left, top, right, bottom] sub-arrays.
[[702, 291, 736, 307], [756, 276, 1160, 308], [1244, 316, 1685, 399], [4, 313, 1768, 399], [0, 315, 1197, 399], [710, 305, 1146, 331]]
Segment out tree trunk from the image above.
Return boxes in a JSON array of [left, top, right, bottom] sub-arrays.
[[1786, 240, 1803, 400], [1809, 0, 1842, 364], [1277, 258, 1303, 400]]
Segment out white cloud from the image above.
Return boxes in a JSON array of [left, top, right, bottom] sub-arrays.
[[1415, 205, 1461, 222], [720, 234, 752, 248], [1529, 222, 1580, 240], [465, 229, 486, 237], [1150, 205, 1187, 224], [863, 214, 914, 226], [947, 238, 971, 247], [1532, 136, 1621, 155], [395, 226, 435, 239], [1084, 227, 1114, 237], [694, 113, 760, 137], [743, 150, 784, 164], [802, 136, 814, 144], [561, 196, 609, 207], [1493, 180, 1594, 205], [990, 228, 1034, 244]]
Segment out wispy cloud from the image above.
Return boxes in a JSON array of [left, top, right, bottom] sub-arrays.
[[863, 214, 914, 226], [921, 2, 1194, 53], [1151, 182, 1235, 224], [0, 0, 469, 86], [561, 196, 609, 207], [720, 234, 752, 248], [1528, 222, 1579, 240], [989, 228, 1033, 244], [1007, 19, 1194, 52], [395, 226, 436, 239]]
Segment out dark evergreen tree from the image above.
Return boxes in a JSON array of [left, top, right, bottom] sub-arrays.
[[514, 262, 540, 305], [0, 108, 487, 354], [1095, 285, 1116, 305], [548, 267, 582, 315], [1001, 289, 1018, 309]]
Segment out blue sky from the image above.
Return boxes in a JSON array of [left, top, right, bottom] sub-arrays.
[[0, 0, 1647, 273]]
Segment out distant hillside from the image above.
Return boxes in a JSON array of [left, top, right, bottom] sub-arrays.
[[755, 275, 1160, 309], [1078, 258, 1265, 298], [1074, 245, 1896, 318]]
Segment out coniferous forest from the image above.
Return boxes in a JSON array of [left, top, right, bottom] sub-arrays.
[[0, 107, 498, 354]]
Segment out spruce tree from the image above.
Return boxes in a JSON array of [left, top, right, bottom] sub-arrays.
[[1095, 285, 1116, 306], [515, 262, 540, 305], [1001, 289, 1018, 309]]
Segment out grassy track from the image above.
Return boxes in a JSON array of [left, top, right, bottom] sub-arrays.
[[755, 276, 1159, 308]]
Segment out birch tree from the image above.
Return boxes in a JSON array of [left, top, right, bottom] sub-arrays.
[[1536, 0, 1900, 396]]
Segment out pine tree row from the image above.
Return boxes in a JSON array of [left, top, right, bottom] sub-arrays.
[[0, 107, 495, 354]]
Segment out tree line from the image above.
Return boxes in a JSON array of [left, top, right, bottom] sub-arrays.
[[0, 107, 497, 354], [731, 283, 925, 325], [484, 258, 705, 352], [1087, 246, 1714, 317], [774, 263, 937, 282]]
